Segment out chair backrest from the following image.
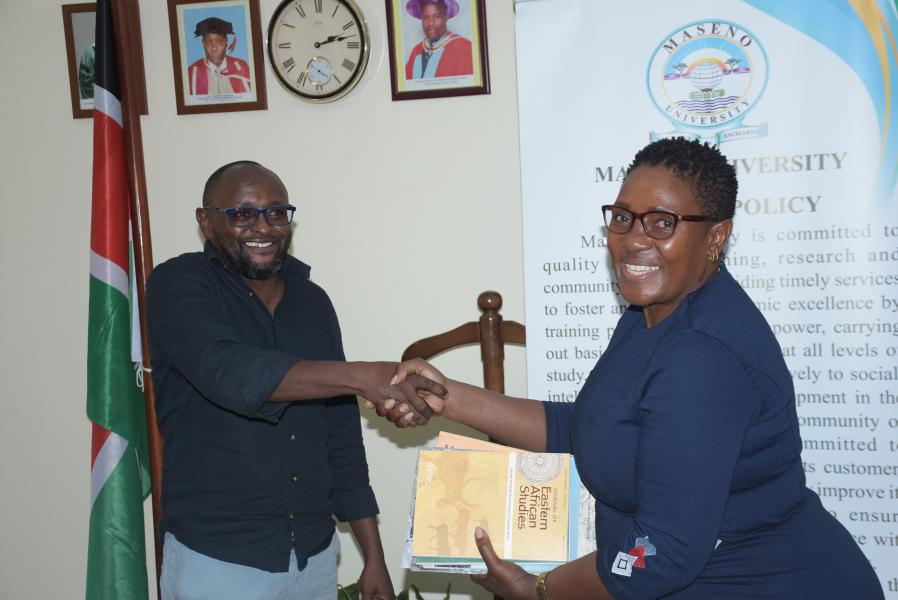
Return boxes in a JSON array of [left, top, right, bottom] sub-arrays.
[[401, 291, 525, 393]]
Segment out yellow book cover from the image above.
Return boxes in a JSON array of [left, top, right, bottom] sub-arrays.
[[434, 431, 514, 452], [411, 448, 571, 566]]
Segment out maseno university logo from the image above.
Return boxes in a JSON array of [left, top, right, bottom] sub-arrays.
[[647, 20, 768, 146]]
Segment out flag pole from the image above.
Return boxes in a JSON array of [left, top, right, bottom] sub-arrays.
[[110, 0, 164, 590]]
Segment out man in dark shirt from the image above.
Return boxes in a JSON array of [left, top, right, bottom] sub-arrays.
[[147, 161, 439, 599]]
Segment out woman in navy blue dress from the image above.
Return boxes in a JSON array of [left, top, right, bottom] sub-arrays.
[[392, 138, 884, 599]]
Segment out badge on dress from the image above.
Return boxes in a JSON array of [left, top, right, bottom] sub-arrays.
[[611, 536, 657, 577]]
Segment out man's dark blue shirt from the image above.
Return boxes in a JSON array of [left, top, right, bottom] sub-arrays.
[[146, 242, 378, 572]]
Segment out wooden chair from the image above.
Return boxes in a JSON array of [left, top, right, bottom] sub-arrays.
[[401, 290, 526, 394]]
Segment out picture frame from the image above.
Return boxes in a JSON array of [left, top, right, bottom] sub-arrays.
[[166, 0, 267, 115], [385, 0, 490, 101], [61, 1, 148, 119]]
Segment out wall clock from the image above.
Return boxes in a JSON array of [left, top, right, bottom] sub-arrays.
[[267, 0, 370, 102]]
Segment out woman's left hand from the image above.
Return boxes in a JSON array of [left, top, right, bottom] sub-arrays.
[[470, 526, 537, 600], [357, 557, 395, 600]]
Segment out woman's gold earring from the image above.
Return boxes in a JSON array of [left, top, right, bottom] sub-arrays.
[[707, 251, 719, 263]]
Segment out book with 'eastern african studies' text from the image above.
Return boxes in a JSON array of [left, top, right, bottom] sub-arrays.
[[403, 432, 583, 574]]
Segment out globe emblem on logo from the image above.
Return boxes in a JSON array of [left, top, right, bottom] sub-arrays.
[[647, 20, 768, 144], [690, 61, 724, 92]]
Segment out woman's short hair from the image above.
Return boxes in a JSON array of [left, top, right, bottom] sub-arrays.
[[627, 137, 737, 221]]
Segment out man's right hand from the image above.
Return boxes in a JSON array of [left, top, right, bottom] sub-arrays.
[[354, 362, 446, 427], [391, 358, 448, 414], [361, 359, 450, 427]]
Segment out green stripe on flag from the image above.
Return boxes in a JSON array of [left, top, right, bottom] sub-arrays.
[[86, 446, 149, 600], [86, 270, 150, 600], [87, 275, 150, 496]]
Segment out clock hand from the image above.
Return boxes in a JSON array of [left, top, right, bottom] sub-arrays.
[[314, 35, 341, 48], [314, 33, 357, 47]]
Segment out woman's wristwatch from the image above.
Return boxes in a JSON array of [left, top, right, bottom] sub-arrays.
[[536, 570, 550, 600]]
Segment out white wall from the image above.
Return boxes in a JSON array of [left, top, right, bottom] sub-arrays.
[[0, 0, 526, 598]]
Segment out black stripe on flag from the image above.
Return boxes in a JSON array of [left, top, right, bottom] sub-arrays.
[[94, 0, 120, 99]]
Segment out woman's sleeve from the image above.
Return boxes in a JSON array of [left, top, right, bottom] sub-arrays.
[[544, 401, 576, 453], [597, 331, 760, 599]]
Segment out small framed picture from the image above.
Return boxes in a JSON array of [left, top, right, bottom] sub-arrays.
[[166, 0, 267, 115], [385, 0, 490, 101], [61, 1, 148, 119]]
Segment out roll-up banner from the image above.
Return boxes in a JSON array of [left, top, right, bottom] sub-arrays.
[[515, 0, 897, 593]]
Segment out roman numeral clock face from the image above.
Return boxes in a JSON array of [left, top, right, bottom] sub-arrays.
[[267, 0, 369, 102]]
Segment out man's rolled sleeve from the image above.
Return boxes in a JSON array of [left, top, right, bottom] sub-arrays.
[[147, 259, 296, 420]]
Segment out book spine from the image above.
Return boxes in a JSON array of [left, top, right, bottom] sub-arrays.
[[503, 452, 517, 559]]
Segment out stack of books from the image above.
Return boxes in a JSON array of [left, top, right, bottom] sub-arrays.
[[404, 432, 583, 574]]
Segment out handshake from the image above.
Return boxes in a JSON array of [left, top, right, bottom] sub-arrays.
[[358, 358, 447, 427]]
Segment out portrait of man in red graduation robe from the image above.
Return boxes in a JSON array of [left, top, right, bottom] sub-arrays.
[[187, 16, 252, 96], [404, 0, 473, 80]]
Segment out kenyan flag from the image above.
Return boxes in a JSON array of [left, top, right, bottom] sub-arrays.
[[85, 0, 150, 598]]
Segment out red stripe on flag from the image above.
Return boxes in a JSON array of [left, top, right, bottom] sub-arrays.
[[91, 422, 112, 467], [90, 108, 129, 273]]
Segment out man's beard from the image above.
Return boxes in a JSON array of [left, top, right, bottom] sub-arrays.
[[213, 232, 291, 280]]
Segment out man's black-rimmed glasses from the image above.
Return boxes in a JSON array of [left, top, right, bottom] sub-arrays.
[[205, 205, 296, 227]]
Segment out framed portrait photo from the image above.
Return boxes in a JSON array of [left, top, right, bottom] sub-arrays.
[[166, 0, 267, 114], [62, 3, 96, 118], [61, 1, 148, 119], [385, 0, 490, 101]]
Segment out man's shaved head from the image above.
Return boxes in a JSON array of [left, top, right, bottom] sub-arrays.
[[202, 161, 288, 207]]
